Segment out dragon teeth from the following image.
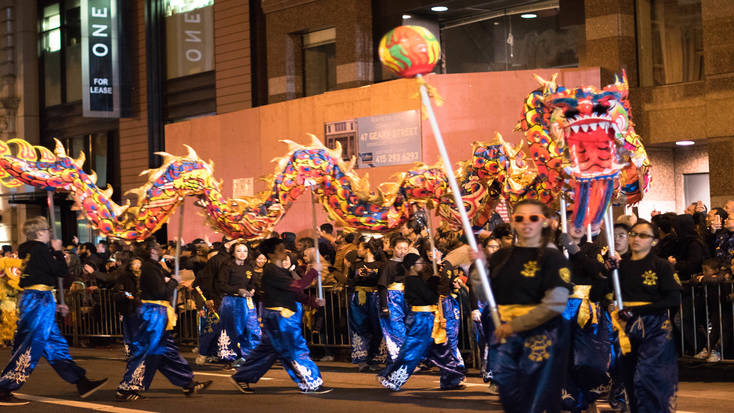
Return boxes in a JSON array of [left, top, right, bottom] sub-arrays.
[[589, 123, 598, 131], [600, 122, 609, 130], [571, 125, 580, 134], [580, 124, 589, 132]]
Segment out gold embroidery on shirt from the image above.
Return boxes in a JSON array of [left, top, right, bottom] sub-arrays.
[[521, 261, 539, 278], [673, 273, 681, 286], [559, 267, 571, 283], [642, 270, 658, 286]]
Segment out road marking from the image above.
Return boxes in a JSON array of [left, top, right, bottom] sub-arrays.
[[15, 393, 157, 413], [195, 371, 272, 380]]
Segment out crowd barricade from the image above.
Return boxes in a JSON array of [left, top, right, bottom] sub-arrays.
[[54, 285, 484, 367], [675, 279, 734, 360]]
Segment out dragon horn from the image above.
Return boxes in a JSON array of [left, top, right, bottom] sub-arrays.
[[110, 199, 131, 218], [101, 184, 114, 200], [53, 138, 67, 157], [183, 144, 199, 160], [532, 73, 558, 94], [73, 151, 86, 168], [307, 133, 324, 148], [155, 151, 176, 165], [89, 170, 98, 184]]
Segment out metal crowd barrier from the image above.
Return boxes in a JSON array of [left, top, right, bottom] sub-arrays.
[[675, 280, 734, 361], [54, 286, 484, 367]]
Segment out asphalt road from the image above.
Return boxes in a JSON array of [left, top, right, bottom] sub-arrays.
[[1, 347, 731, 412]]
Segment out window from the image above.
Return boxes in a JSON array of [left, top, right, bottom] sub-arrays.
[[303, 28, 336, 96], [442, 2, 581, 73], [637, 0, 703, 86], [39, 0, 83, 107], [165, 0, 215, 79], [325, 120, 357, 161]]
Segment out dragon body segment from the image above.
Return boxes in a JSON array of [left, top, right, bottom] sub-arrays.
[[0, 73, 651, 241]]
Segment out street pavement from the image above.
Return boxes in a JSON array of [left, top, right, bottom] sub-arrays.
[[0, 347, 731, 412]]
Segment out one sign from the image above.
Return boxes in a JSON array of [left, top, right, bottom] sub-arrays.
[[357, 110, 421, 168], [81, 0, 120, 117], [165, 5, 214, 79], [233, 177, 254, 198]]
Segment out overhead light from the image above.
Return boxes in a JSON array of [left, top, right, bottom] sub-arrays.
[[676, 140, 695, 146], [520, 13, 538, 19], [402, 14, 412, 19], [431, 6, 448, 12]]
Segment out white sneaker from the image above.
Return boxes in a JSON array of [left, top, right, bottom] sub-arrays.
[[707, 350, 721, 362], [195, 355, 207, 366], [694, 349, 709, 359]]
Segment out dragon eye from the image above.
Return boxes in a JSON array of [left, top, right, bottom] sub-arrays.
[[593, 102, 610, 114], [564, 107, 579, 119]]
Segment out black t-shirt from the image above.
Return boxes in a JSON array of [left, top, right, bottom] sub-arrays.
[[139, 259, 177, 301], [262, 262, 298, 311], [405, 275, 439, 307], [619, 253, 681, 311], [489, 246, 571, 305], [349, 260, 383, 287], [216, 262, 254, 296], [378, 259, 405, 287], [18, 240, 68, 288]]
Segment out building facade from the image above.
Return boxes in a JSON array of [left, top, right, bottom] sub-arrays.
[[1, 0, 732, 245]]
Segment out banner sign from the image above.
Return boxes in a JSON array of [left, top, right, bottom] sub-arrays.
[[81, 0, 120, 117], [357, 110, 422, 168], [165, 5, 214, 79]]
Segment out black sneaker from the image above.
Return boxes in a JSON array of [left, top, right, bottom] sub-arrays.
[[115, 390, 144, 402], [182, 380, 212, 397], [0, 392, 29, 406], [77, 377, 109, 399], [301, 386, 333, 395], [229, 376, 254, 394]]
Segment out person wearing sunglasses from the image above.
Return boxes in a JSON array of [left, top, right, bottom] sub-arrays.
[[0, 217, 108, 406], [615, 220, 681, 413], [488, 199, 572, 413]]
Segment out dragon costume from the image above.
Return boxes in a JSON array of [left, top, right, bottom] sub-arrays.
[[0, 73, 650, 241]]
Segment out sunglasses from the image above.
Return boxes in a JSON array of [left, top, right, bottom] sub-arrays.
[[628, 231, 655, 239], [512, 214, 542, 223]]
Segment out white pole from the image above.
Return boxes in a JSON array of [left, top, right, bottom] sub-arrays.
[[559, 196, 569, 258], [309, 182, 324, 300], [47, 191, 65, 306], [171, 200, 184, 307], [417, 74, 501, 329], [604, 206, 624, 309]]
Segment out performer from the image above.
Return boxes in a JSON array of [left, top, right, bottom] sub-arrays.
[[214, 242, 261, 367], [113, 257, 143, 358], [230, 238, 332, 394], [425, 242, 466, 388], [377, 251, 464, 391], [115, 241, 211, 401], [0, 256, 23, 346], [616, 220, 680, 412], [378, 237, 410, 362], [557, 225, 612, 412], [193, 239, 233, 365], [489, 199, 572, 413], [347, 237, 384, 371], [0, 217, 108, 406]]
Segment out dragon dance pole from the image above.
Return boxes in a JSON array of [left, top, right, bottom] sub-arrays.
[[417, 73, 501, 330], [171, 199, 184, 307], [424, 208, 439, 276], [308, 180, 324, 300], [47, 191, 65, 307], [559, 195, 569, 258], [603, 206, 624, 310]]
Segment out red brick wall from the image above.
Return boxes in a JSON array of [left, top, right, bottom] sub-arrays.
[[214, 0, 252, 113]]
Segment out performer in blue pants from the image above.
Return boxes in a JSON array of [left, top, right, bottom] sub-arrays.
[[115, 242, 211, 401], [348, 238, 384, 371], [0, 217, 107, 406], [214, 242, 261, 366], [488, 200, 572, 413], [557, 228, 612, 412], [378, 237, 410, 362], [113, 257, 144, 358], [616, 220, 680, 413], [378, 252, 464, 391], [230, 239, 331, 394]]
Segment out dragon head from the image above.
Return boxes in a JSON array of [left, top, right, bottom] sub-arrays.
[[520, 71, 650, 228]]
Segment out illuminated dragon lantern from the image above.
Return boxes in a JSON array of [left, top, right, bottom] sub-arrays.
[[0, 73, 650, 241], [518, 72, 651, 228]]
